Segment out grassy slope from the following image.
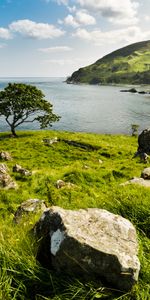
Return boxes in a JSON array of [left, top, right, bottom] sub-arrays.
[[0, 130, 150, 300], [67, 40, 150, 84]]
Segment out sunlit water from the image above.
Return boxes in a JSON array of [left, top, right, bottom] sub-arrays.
[[0, 77, 150, 134]]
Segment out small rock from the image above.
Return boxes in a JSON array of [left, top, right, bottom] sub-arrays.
[[0, 163, 8, 174], [141, 167, 150, 179], [14, 199, 48, 223], [56, 179, 74, 189], [43, 137, 58, 145], [56, 179, 66, 189], [0, 151, 12, 161], [13, 164, 32, 176], [98, 159, 103, 164], [120, 177, 150, 187], [0, 173, 17, 189]]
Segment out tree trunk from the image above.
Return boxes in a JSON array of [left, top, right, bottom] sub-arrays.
[[11, 126, 17, 137]]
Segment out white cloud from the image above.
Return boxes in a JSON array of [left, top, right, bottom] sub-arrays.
[[0, 27, 12, 39], [74, 26, 150, 46], [62, 10, 96, 27], [9, 19, 65, 39], [144, 15, 150, 22], [38, 46, 72, 52], [77, 0, 139, 25], [75, 10, 96, 25], [64, 14, 79, 27]]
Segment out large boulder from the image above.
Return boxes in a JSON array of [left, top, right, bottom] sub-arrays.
[[14, 199, 48, 223], [138, 128, 150, 153], [35, 206, 140, 291]]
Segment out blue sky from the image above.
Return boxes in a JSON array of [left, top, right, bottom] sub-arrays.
[[0, 0, 150, 77]]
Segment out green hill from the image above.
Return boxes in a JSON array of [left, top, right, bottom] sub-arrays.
[[67, 40, 150, 85]]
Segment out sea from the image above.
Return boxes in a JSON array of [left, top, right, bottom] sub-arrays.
[[0, 77, 150, 135]]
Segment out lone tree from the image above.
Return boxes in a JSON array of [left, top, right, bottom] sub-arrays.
[[0, 83, 60, 136]]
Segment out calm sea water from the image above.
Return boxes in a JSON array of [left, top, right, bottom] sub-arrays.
[[0, 77, 150, 134]]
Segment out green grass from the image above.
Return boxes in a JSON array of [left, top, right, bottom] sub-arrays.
[[0, 130, 150, 299]]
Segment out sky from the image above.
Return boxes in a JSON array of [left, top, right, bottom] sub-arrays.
[[0, 0, 150, 77]]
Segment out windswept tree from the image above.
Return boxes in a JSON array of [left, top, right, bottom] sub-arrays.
[[0, 83, 60, 136]]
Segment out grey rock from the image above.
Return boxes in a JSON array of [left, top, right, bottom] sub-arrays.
[[0, 163, 8, 174], [14, 199, 48, 223], [13, 164, 32, 176], [120, 177, 150, 187], [56, 179, 74, 189], [43, 137, 58, 145], [0, 163, 17, 189], [0, 151, 12, 161], [141, 167, 150, 179], [35, 206, 140, 291]]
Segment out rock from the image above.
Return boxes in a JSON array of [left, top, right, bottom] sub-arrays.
[[0, 173, 17, 189], [138, 128, 150, 153], [141, 167, 150, 179], [56, 179, 74, 189], [0, 151, 12, 161], [43, 137, 58, 145], [14, 199, 48, 223], [0, 163, 8, 174], [98, 159, 103, 164], [0, 163, 17, 189], [120, 177, 150, 187], [120, 88, 137, 93], [56, 179, 66, 189], [35, 206, 140, 291], [13, 164, 32, 176]]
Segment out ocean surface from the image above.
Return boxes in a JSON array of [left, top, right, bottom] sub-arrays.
[[0, 77, 150, 135]]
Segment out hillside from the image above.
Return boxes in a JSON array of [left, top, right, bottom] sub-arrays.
[[67, 40, 150, 85], [0, 130, 150, 299]]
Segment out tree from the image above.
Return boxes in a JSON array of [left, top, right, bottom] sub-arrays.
[[0, 83, 60, 136]]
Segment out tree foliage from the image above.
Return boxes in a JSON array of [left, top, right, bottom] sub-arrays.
[[0, 83, 60, 136]]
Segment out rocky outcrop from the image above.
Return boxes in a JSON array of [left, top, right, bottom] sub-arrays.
[[35, 206, 140, 291], [13, 164, 32, 176], [14, 199, 48, 223], [138, 128, 150, 153], [0, 151, 12, 161], [0, 163, 17, 189]]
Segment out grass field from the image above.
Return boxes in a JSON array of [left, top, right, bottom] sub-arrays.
[[0, 130, 150, 299]]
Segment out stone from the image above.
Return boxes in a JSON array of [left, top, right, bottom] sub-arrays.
[[43, 137, 58, 145], [0, 151, 12, 161], [14, 199, 48, 223], [138, 128, 150, 153], [0, 163, 8, 174], [141, 167, 150, 179], [56, 179, 74, 189], [35, 206, 140, 291], [120, 177, 150, 187], [13, 164, 32, 176], [0, 163, 17, 189]]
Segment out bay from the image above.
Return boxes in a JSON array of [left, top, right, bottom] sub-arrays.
[[0, 77, 150, 134]]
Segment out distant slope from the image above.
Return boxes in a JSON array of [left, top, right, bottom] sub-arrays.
[[67, 40, 150, 85]]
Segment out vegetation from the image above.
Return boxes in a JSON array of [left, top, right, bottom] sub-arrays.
[[67, 40, 150, 85], [0, 130, 150, 299], [0, 83, 60, 137]]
